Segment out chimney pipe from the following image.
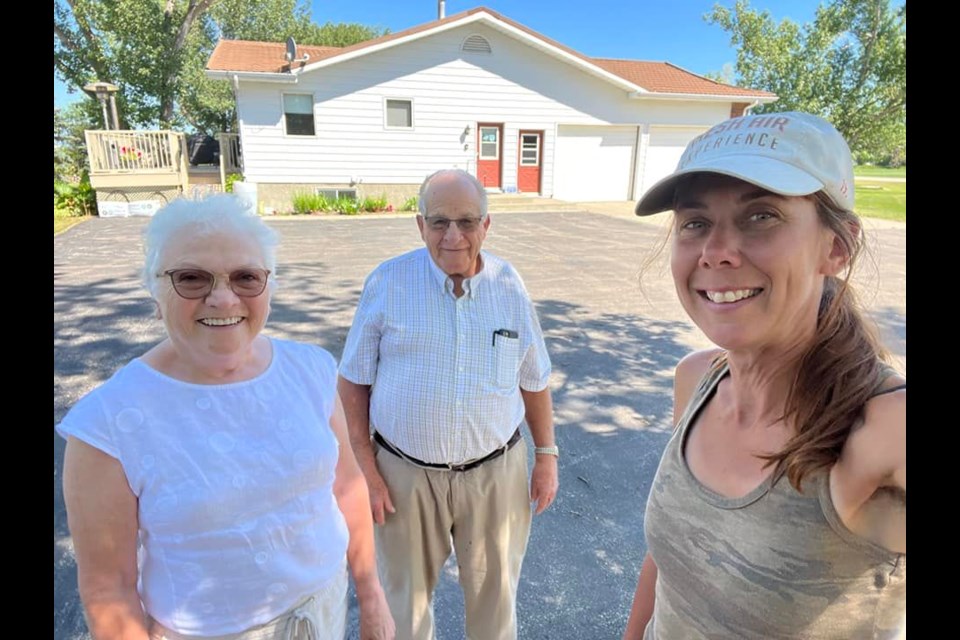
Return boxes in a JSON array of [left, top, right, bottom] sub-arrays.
[[439, 1, 445, 19]]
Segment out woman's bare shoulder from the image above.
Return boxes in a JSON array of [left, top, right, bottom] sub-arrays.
[[673, 349, 725, 422], [855, 376, 906, 488], [833, 373, 906, 506], [831, 378, 905, 552], [675, 349, 725, 389]]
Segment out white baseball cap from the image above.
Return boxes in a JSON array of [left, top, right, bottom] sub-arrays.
[[634, 111, 855, 216]]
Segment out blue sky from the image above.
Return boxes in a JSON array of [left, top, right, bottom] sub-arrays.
[[55, 0, 821, 108]]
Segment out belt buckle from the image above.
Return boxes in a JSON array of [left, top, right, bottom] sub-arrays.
[[448, 461, 469, 472]]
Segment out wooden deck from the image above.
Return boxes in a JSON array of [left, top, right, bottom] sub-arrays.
[[85, 130, 242, 203]]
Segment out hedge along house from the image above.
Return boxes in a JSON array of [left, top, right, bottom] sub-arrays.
[[205, 6, 776, 212]]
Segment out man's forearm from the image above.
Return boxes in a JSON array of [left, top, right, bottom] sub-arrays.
[[520, 387, 555, 447], [337, 376, 376, 471]]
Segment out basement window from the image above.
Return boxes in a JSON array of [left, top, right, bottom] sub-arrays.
[[317, 188, 357, 200]]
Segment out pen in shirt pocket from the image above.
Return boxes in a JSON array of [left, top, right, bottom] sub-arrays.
[[492, 328, 519, 346]]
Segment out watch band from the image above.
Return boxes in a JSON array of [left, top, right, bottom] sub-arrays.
[[534, 445, 559, 457]]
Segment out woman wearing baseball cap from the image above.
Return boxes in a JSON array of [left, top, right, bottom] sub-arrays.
[[623, 112, 905, 638]]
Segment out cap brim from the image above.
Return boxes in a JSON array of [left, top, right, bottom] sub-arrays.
[[634, 155, 825, 216]]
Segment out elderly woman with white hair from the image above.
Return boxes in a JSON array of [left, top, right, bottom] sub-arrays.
[[57, 195, 394, 640]]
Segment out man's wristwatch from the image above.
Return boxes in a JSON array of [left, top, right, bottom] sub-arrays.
[[534, 446, 560, 458]]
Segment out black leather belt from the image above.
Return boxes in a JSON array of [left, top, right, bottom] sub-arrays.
[[373, 428, 522, 472]]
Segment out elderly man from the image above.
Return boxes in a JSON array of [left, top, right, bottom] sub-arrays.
[[338, 168, 559, 640]]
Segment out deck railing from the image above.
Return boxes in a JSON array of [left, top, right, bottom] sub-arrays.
[[85, 130, 187, 175], [85, 130, 241, 194], [218, 133, 243, 186]]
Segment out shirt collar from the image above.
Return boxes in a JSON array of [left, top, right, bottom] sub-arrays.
[[424, 249, 486, 299]]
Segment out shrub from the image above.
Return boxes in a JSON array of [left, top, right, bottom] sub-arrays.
[[54, 171, 98, 217], [291, 192, 314, 214], [291, 192, 335, 214], [336, 196, 360, 215], [224, 173, 242, 193], [360, 194, 389, 212], [401, 196, 418, 212], [314, 194, 334, 213]]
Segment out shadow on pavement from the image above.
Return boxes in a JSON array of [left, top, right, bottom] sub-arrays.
[[54, 212, 905, 640]]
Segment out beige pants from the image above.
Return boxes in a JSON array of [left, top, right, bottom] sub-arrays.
[[374, 437, 532, 640], [147, 563, 348, 640]]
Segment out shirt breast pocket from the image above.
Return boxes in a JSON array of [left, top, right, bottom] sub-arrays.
[[493, 333, 522, 389]]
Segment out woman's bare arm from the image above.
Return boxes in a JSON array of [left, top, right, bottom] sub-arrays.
[[63, 437, 148, 640], [330, 393, 395, 640]]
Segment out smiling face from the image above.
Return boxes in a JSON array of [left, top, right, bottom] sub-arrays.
[[155, 228, 271, 377], [670, 175, 844, 354], [416, 172, 490, 287]]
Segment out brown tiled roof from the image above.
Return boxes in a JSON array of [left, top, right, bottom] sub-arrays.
[[207, 6, 774, 99], [592, 59, 774, 98], [207, 7, 497, 74], [207, 40, 342, 73]]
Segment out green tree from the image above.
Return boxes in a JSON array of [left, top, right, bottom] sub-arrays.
[[703, 62, 736, 85], [178, 2, 389, 133], [55, 101, 101, 183], [55, 0, 215, 128], [55, 0, 388, 132], [707, 0, 905, 164]]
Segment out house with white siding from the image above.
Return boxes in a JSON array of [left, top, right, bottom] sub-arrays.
[[205, 6, 776, 211]]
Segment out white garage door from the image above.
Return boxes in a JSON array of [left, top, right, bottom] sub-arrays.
[[639, 126, 709, 196], [553, 125, 637, 201]]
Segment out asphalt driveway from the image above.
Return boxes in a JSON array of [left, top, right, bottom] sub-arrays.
[[53, 209, 906, 639]]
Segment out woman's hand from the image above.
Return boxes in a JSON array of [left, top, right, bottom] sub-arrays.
[[357, 585, 395, 640]]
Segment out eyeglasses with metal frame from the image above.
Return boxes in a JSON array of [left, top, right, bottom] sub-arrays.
[[158, 268, 271, 299], [422, 216, 484, 233]]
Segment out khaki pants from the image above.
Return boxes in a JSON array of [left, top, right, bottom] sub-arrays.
[[374, 438, 532, 640]]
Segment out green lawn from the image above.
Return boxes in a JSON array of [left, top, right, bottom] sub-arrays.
[[54, 209, 91, 235], [855, 181, 905, 222], [854, 165, 906, 178]]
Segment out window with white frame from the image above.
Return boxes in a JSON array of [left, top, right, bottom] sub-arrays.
[[520, 133, 540, 166], [283, 93, 315, 136], [385, 99, 413, 129], [479, 126, 499, 160]]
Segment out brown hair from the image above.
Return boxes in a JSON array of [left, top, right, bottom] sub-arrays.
[[758, 191, 891, 490], [645, 180, 894, 490]]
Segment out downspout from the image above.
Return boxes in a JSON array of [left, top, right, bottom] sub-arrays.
[[628, 126, 642, 201], [232, 72, 241, 140], [743, 99, 760, 116], [232, 73, 241, 134]]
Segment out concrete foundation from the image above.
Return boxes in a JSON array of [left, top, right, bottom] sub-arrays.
[[257, 183, 420, 214]]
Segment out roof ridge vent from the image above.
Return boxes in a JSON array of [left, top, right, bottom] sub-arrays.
[[461, 34, 492, 54]]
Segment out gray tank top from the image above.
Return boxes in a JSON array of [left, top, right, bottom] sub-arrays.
[[643, 360, 905, 639]]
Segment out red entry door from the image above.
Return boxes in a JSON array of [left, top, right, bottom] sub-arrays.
[[517, 131, 542, 194], [476, 124, 502, 188]]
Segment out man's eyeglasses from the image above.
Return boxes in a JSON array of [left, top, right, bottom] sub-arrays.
[[158, 268, 271, 299], [423, 216, 484, 233]]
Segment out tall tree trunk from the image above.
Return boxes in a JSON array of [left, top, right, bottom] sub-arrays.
[[159, 0, 218, 126]]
